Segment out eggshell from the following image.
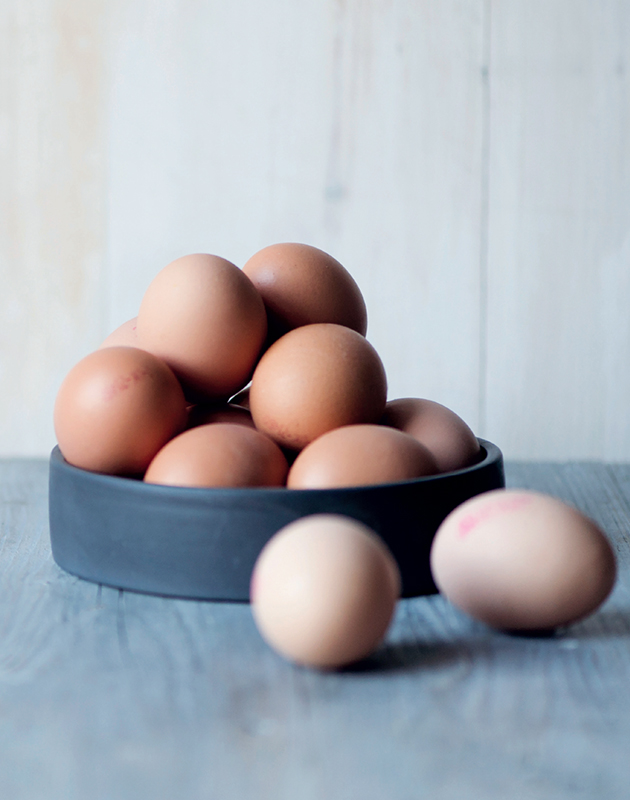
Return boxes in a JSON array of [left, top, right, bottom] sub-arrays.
[[144, 423, 288, 488], [288, 424, 438, 489], [54, 347, 187, 475], [381, 398, 480, 473], [250, 323, 387, 450], [430, 489, 617, 630], [251, 514, 401, 669], [186, 402, 255, 429], [242, 243, 367, 341], [137, 254, 267, 401], [99, 318, 138, 349]]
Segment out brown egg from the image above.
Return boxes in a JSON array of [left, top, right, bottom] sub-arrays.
[[144, 423, 288, 488], [137, 253, 267, 401], [288, 424, 437, 488], [186, 402, 255, 429], [430, 489, 617, 630], [242, 243, 367, 342], [251, 514, 401, 669], [250, 323, 387, 450], [54, 347, 187, 475], [99, 317, 138, 349], [381, 398, 480, 473]]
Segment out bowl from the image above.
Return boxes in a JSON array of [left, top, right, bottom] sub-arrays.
[[48, 439, 504, 600]]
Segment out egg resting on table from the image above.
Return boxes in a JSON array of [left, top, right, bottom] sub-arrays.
[[251, 514, 401, 669], [288, 424, 438, 488], [54, 346, 187, 475], [137, 253, 267, 401], [381, 398, 480, 473], [144, 423, 288, 488], [430, 489, 617, 630], [243, 242, 367, 343], [250, 323, 387, 451]]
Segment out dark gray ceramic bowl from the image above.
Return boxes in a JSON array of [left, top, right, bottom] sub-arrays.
[[48, 439, 504, 601]]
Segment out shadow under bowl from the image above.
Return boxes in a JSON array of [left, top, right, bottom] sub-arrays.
[[48, 439, 504, 601]]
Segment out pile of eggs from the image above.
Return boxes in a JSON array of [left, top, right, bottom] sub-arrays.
[[53, 243, 617, 670], [54, 244, 481, 488]]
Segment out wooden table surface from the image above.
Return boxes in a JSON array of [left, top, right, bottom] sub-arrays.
[[1, 459, 629, 800]]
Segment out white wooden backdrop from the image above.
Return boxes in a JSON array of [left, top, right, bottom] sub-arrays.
[[1, 0, 629, 460]]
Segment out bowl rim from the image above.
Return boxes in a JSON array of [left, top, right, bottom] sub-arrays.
[[49, 438, 501, 498]]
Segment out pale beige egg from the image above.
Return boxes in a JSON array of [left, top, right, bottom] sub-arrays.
[[251, 515, 401, 669], [430, 489, 617, 630]]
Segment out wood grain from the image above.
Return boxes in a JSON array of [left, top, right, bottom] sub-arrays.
[[0, 0, 109, 456], [104, 0, 486, 429], [484, 0, 630, 459], [1, 459, 630, 799], [3, 3, 630, 452]]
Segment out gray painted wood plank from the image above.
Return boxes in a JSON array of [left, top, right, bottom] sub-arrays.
[[1, 460, 629, 799]]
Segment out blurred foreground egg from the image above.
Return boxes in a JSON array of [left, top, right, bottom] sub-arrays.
[[251, 515, 401, 669], [381, 398, 480, 473], [54, 347, 187, 475], [430, 489, 617, 630], [144, 423, 288, 488]]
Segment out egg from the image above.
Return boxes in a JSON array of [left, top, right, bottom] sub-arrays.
[[381, 398, 480, 473], [186, 402, 255, 429], [242, 242, 367, 342], [144, 423, 288, 488], [137, 253, 267, 401], [98, 317, 139, 349], [288, 424, 438, 488], [54, 346, 187, 475], [250, 323, 387, 450], [251, 514, 401, 669], [430, 489, 617, 630]]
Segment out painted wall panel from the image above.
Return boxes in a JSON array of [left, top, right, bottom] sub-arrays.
[[6, 0, 629, 460], [485, 0, 630, 459], [0, 1, 108, 456], [105, 0, 485, 428]]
